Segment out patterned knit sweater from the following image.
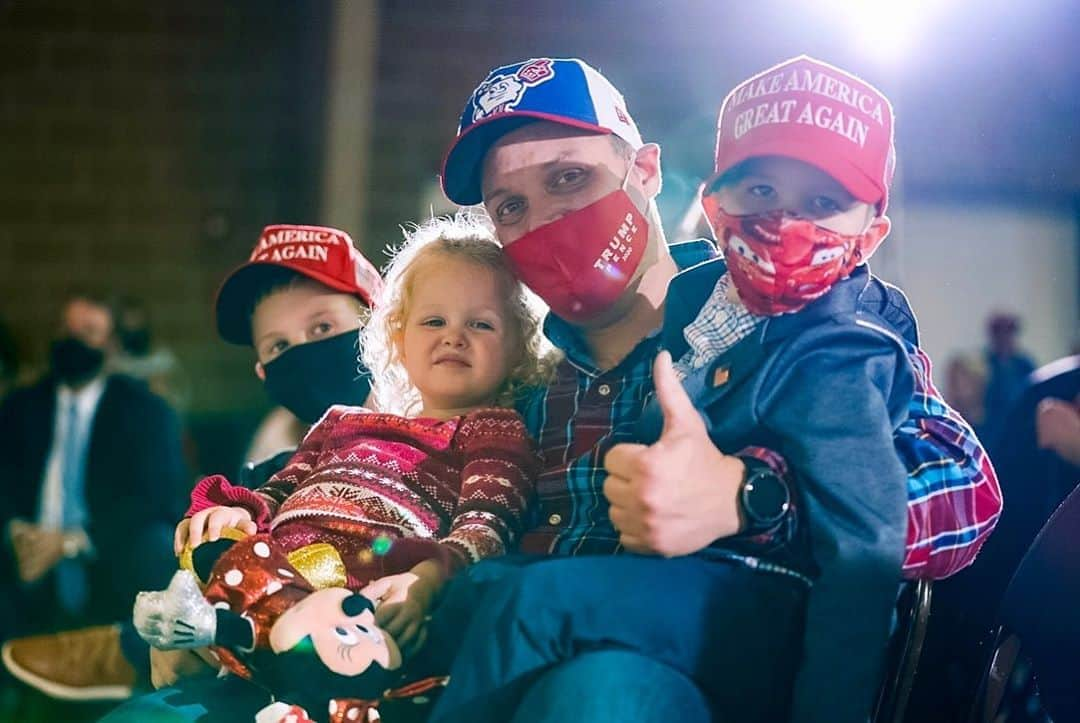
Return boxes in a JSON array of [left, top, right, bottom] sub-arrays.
[[187, 405, 538, 577]]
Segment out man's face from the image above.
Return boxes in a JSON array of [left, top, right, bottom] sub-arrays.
[[252, 278, 363, 367], [706, 156, 877, 235], [480, 122, 635, 246], [62, 298, 114, 350]]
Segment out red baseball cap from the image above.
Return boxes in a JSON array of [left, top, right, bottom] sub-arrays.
[[215, 224, 383, 346], [709, 55, 896, 213]]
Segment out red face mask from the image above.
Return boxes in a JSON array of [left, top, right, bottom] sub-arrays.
[[503, 179, 649, 324], [701, 196, 871, 316]]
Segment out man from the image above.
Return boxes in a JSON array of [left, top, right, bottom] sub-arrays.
[[426, 57, 1000, 723], [0, 292, 188, 698], [983, 312, 1038, 450]]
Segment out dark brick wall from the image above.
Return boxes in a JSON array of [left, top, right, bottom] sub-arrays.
[[0, 0, 329, 418]]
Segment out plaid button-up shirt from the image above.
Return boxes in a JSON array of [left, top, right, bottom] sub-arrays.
[[518, 241, 1001, 579]]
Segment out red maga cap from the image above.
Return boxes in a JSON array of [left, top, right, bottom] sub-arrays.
[[215, 224, 383, 346], [710, 55, 896, 213]]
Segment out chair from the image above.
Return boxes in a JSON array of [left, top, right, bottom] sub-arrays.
[[872, 578, 933, 723], [969, 483, 1080, 722]]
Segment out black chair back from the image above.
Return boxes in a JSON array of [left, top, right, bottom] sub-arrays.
[[970, 483, 1080, 722], [873, 578, 933, 723]]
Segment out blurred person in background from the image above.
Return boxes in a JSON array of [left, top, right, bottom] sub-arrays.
[[983, 312, 1037, 449], [945, 353, 988, 439], [109, 297, 191, 413], [0, 292, 188, 702]]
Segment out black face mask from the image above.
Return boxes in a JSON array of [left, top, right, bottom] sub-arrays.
[[50, 337, 106, 386], [261, 330, 372, 424]]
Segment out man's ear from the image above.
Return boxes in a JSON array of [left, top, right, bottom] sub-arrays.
[[857, 216, 892, 262], [632, 143, 663, 200], [254, 361, 266, 382]]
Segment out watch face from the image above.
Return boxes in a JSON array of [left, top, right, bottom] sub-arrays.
[[745, 472, 789, 525]]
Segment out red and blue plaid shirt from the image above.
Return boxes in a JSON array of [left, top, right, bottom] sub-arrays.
[[518, 243, 1001, 580]]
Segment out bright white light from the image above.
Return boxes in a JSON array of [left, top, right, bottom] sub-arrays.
[[820, 0, 946, 63]]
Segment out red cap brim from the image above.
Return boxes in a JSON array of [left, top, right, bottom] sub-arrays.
[[214, 260, 373, 346]]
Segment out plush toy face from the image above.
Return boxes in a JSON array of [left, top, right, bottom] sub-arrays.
[[269, 588, 402, 676]]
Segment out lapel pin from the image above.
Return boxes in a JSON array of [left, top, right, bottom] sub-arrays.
[[712, 366, 731, 388]]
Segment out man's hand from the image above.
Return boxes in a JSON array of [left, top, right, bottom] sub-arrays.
[[360, 559, 444, 660], [149, 646, 218, 689], [1037, 396, 1080, 467], [603, 351, 746, 557], [9, 520, 65, 583]]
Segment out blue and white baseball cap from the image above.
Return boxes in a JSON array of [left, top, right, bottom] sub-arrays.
[[441, 58, 644, 206]]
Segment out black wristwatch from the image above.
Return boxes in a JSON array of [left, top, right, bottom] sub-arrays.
[[738, 457, 791, 532]]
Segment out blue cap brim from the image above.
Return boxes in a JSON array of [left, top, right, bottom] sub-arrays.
[[441, 116, 538, 206], [441, 112, 613, 206]]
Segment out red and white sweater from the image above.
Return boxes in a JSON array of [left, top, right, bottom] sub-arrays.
[[187, 405, 538, 577]]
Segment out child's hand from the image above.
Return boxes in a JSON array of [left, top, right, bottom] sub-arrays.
[[361, 560, 444, 660], [173, 506, 256, 555]]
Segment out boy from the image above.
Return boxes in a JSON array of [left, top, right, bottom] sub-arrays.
[[2, 224, 382, 705], [680, 54, 928, 721]]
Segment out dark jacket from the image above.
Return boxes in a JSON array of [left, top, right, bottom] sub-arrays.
[[0, 373, 189, 626], [643, 258, 916, 723]]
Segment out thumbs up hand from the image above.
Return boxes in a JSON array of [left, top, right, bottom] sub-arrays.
[[603, 351, 746, 556]]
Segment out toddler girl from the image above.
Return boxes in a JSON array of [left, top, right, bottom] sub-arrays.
[[139, 214, 550, 708]]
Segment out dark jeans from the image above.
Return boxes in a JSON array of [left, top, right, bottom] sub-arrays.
[[427, 552, 807, 723], [98, 672, 271, 723], [98, 651, 712, 723]]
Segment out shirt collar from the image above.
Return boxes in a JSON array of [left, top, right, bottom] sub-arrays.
[[58, 375, 107, 419]]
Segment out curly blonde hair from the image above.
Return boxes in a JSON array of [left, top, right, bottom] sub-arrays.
[[361, 213, 556, 416]]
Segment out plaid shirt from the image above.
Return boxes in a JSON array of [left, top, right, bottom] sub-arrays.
[[675, 273, 765, 376], [897, 345, 1002, 578], [519, 242, 1001, 580]]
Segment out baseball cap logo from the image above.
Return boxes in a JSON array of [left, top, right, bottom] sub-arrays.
[[252, 226, 346, 264], [470, 58, 557, 123], [517, 58, 554, 84]]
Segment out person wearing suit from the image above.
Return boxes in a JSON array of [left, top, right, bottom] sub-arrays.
[[0, 293, 188, 698]]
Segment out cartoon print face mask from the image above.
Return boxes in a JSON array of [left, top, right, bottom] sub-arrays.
[[701, 196, 878, 315]]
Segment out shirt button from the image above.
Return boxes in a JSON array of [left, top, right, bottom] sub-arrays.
[[548, 513, 562, 526], [597, 384, 611, 397]]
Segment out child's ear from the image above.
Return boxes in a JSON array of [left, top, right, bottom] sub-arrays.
[[857, 216, 891, 262], [254, 361, 266, 382]]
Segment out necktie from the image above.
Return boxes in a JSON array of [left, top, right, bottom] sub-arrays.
[[56, 399, 89, 614]]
